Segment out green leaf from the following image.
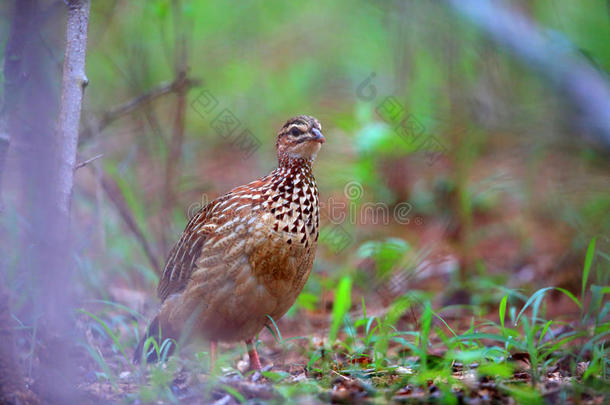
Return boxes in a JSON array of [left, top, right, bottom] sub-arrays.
[[419, 301, 432, 372], [453, 332, 516, 345], [265, 315, 283, 344], [537, 320, 553, 347], [329, 276, 352, 342], [582, 237, 597, 299], [307, 351, 322, 369], [79, 309, 130, 364], [478, 362, 514, 378], [554, 287, 581, 310], [356, 238, 412, 277], [501, 384, 543, 404], [516, 287, 581, 324], [499, 294, 508, 330], [221, 385, 246, 403], [79, 343, 118, 389], [296, 292, 318, 311], [450, 348, 489, 363], [262, 371, 289, 382], [362, 297, 367, 320], [84, 299, 145, 320]]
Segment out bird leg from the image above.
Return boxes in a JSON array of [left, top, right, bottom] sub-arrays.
[[245, 338, 262, 371], [209, 340, 217, 371]]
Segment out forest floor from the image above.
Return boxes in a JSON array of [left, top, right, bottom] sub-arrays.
[[76, 288, 607, 405], [7, 149, 610, 404]]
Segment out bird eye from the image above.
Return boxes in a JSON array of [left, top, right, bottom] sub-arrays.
[[290, 127, 301, 136]]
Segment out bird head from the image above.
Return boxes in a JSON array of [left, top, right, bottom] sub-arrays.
[[276, 115, 325, 165]]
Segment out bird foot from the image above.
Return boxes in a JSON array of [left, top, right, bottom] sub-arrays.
[[209, 340, 217, 371], [245, 339, 262, 371]]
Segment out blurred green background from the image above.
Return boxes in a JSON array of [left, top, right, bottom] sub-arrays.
[[1, 0, 609, 402], [50, 0, 608, 301]]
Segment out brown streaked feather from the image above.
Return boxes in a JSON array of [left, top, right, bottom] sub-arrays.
[[157, 177, 272, 302], [157, 196, 224, 301]]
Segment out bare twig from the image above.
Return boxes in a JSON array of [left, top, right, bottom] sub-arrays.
[[80, 76, 200, 141], [100, 172, 162, 274], [74, 153, 103, 170], [79, 72, 199, 274], [330, 369, 350, 381]]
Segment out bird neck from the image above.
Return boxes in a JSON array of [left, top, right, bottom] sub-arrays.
[[278, 155, 314, 171]]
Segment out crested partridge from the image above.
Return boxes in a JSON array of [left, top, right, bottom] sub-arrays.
[[135, 115, 325, 370]]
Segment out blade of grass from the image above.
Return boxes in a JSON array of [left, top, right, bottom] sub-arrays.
[[84, 299, 146, 320], [220, 385, 246, 404], [537, 320, 553, 347], [80, 342, 118, 389], [499, 294, 508, 331], [265, 315, 283, 344], [362, 297, 367, 320], [419, 301, 432, 372], [582, 237, 597, 300], [329, 276, 352, 342], [516, 287, 581, 324], [80, 309, 132, 365]]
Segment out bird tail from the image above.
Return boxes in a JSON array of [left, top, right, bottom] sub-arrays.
[[133, 314, 175, 363]]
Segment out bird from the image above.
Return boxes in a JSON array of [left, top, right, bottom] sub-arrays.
[[134, 115, 325, 370]]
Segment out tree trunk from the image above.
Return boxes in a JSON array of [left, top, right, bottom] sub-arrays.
[[0, 0, 50, 402], [56, 0, 91, 218], [2, 0, 91, 402], [34, 1, 91, 402]]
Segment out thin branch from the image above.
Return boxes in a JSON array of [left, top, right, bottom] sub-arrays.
[[78, 74, 200, 275], [80, 76, 200, 141], [100, 172, 162, 275], [74, 153, 103, 170]]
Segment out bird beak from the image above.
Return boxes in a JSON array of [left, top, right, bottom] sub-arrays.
[[311, 128, 326, 144]]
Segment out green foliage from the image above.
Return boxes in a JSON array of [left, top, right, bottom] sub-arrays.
[[357, 238, 414, 279], [499, 294, 508, 331], [329, 276, 352, 342], [73, 232, 609, 403], [582, 236, 597, 299]]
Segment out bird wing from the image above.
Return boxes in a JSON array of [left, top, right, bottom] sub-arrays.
[[156, 177, 271, 302], [157, 194, 229, 302]]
